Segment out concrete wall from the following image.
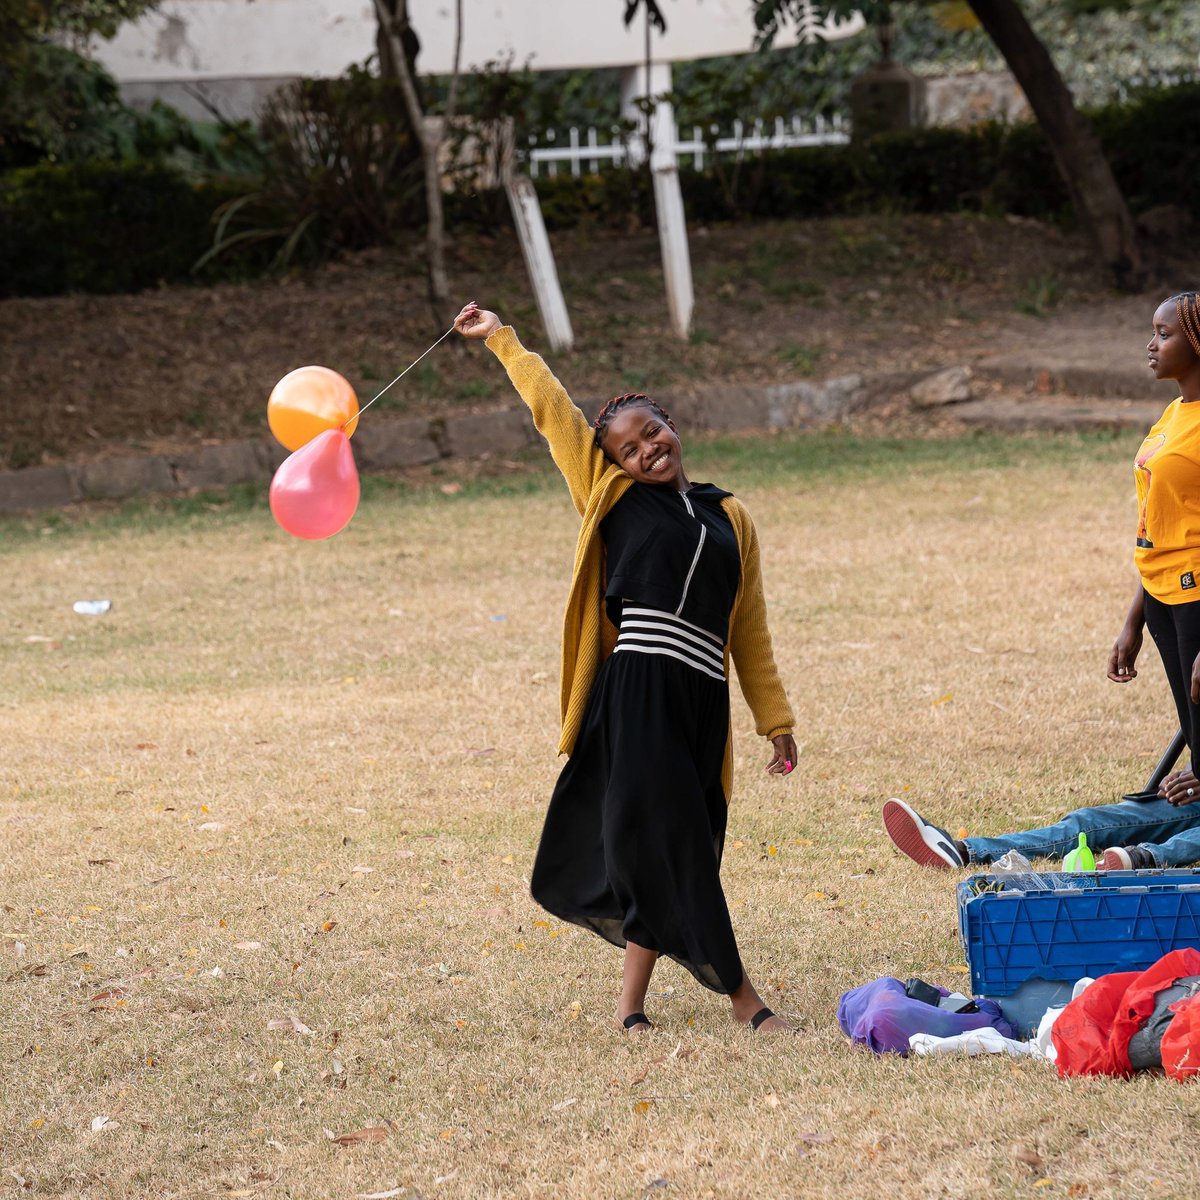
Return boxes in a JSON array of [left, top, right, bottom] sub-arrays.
[[925, 70, 1031, 128], [0, 372, 895, 515], [93, 0, 861, 120]]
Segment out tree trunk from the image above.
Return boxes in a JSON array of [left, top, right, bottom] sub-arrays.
[[372, 0, 450, 319], [966, 0, 1146, 291]]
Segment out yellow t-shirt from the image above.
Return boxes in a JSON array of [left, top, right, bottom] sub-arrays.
[[1134, 397, 1200, 602]]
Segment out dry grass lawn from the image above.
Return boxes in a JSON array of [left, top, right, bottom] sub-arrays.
[[3, 431, 1197, 1200]]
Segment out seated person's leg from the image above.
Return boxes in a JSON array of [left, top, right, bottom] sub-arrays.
[[884, 795, 1200, 868], [1100, 812, 1200, 870]]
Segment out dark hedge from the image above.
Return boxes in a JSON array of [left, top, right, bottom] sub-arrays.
[[3, 83, 1195, 297]]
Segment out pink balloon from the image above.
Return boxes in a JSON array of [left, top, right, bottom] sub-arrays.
[[269, 428, 360, 540]]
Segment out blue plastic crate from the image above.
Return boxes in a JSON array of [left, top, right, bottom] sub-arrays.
[[958, 869, 1200, 1034]]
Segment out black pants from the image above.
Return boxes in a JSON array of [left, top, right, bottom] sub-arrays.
[[1143, 589, 1200, 757]]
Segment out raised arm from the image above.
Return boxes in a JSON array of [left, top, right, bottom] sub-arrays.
[[455, 302, 610, 516]]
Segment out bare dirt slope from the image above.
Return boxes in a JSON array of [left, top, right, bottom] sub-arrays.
[[2, 213, 1191, 470]]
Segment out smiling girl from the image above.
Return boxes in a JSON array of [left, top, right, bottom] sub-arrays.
[[1108, 292, 1200, 819], [454, 303, 797, 1034]]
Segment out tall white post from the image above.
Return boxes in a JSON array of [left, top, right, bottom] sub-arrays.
[[504, 174, 574, 352], [620, 60, 693, 341]]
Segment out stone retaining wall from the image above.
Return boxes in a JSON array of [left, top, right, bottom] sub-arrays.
[[0, 371, 913, 515]]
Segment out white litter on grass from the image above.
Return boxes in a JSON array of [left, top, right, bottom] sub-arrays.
[[73, 600, 112, 616]]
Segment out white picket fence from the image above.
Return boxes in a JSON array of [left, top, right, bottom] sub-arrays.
[[1114, 68, 1199, 102], [523, 113, 850, 178]]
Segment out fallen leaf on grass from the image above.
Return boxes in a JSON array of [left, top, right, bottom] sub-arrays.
[[267, 1014, 315, 1037], [333, 1126, 390, 1147], [762, 1092, 781, 1109], [629, 1056, 668, 1087], [7, 963, 47, 980], [1033, 1181, 1054, 1190], [198, 821, 228, 832], [135, 743, 158, 750], [351, 865, 374, 874], [632, 1100, 654, 1115], [797, 1131, 834, 1145], [87, 858, 116, 866], [234, 941, 262, 951], [1013, 1145, 1045, 1170], [551, 1098, 578, 1112], [932, 692, 954, 706], [356, 1189, 406, 1199], [90, 986, 128, 1002], [90, 1115, 119, 1133]]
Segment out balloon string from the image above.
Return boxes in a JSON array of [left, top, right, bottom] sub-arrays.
[[350, 324, 458, 427]]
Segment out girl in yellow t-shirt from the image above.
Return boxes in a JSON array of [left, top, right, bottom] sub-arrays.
[[1110, 292, 1200, 812], [884, 292, 1200, 874]]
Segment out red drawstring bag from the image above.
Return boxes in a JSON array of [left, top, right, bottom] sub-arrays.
[[1161, 994, 1200, 1082], [1054, 948, 1200, 1078], [1052, 971, 1140, 1078]]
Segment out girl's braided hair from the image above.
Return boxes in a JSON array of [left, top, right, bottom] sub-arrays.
[[1169, 292, 1200, 357], [592, 393, 674, 457]]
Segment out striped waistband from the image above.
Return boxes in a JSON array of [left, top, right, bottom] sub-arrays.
[[614, 606, 726, 682]]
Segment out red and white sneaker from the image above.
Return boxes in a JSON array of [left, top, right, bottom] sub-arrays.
[[882, 799, 967, 869], [1098, 845, 1154, 871]]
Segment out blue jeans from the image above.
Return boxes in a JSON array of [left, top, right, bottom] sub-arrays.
[[965, 798, 1200, 868]]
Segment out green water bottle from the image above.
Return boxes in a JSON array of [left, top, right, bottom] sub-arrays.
[[1063, 832, 1095, 872]]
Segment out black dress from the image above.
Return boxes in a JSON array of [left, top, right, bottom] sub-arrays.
[[529, 482, 745, 994]]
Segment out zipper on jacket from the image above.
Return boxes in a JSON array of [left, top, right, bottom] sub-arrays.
[[675, 491, 705, 615]]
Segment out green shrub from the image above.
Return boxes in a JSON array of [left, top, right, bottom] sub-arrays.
[[0, 160, 256, 296], [1090, 82, 1200, 221]]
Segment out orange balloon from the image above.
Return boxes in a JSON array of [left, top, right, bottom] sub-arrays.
[[268, 365, 359, 451]]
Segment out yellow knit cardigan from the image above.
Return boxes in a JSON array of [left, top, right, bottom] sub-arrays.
[[486, 325, 795, 800]]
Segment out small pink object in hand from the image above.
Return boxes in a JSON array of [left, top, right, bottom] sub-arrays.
[[784, 759, 794, 774]]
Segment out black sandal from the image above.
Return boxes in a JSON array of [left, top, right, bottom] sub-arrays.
[[622, 1012, 653, 1031], [749, 1007, 776, 1030]]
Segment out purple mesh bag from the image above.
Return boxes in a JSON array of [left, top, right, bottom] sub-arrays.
[[838, 976, 1018, 1055]]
